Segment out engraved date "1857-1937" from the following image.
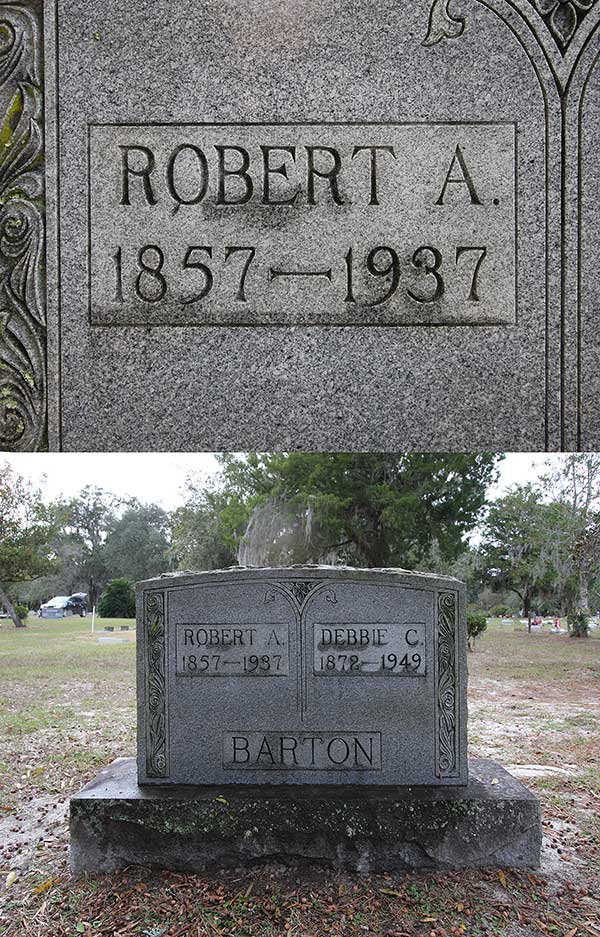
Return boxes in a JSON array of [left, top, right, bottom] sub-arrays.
[[110, 242, 489, 308], [90, 123, 515, 326]]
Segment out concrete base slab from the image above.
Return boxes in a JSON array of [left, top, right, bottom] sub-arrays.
[[70, 758, 541, 874]]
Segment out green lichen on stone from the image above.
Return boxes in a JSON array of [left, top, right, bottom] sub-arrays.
[[0, 187, 31, 206], [82, 794, 478, 847], [0, 88, 23, 148]]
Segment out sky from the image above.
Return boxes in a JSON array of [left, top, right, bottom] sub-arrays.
[[2, 451, 559, 511]]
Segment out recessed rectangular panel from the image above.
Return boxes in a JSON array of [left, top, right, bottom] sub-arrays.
[[89, 122, 516, 327], [175, 622, 290, 676], [313, 622, 426, 675], [223, 731, 382, 770]]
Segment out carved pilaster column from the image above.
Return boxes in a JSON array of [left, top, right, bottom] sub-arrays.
[[0, 1, 45, 452], [425, 0, 600, 449]]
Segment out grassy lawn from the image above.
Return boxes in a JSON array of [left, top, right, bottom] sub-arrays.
[[0, 617, 598, 936]]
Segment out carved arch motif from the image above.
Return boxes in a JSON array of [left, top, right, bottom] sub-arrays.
[[425, 0, 599, 60], [424, 0, 600, 450], [264, 579, 338, 613], [264, 579, 338, 718]]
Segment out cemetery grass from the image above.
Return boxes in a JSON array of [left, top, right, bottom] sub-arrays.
[[0, 619, 598, 937]]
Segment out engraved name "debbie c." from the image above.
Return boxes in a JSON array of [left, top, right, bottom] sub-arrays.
[[119, 142, 480, 208]]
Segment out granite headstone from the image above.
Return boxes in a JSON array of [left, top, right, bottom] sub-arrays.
[[136, 567, 467, 786], [2, 0, 600, 450], [70, 566, 542, 873]]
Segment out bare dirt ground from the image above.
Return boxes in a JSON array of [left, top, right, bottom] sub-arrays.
[[0, 618, 598, 937]]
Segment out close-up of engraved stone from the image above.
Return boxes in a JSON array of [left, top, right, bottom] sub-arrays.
[[0, 0, 599, 450]]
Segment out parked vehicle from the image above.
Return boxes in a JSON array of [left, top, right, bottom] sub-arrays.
[[68, 593, 88, 615], [39, 593, 88, 619]]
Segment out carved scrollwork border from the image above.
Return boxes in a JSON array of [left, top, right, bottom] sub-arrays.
[[145, 590, 169, 778], [435, 590, 459, 778], [0, 2, 45, 452]]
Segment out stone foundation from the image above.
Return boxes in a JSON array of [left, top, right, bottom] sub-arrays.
[[70, 758, 541, 875]]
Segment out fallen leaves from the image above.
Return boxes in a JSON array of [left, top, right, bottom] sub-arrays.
[[32, 876, 57, 895], [1, 633, 599, 936]]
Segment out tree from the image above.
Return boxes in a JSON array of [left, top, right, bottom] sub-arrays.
[[467, 610, 487, 651], [479, 485, 556, 631], [98, 578, 135, 618], [178, 453, 501, 570], [19, 494, 172, 608], [567, 509, 600, 637], [58, 487, 118, 607], [0, 462, 56, 627], [438, 547, 484, 605], [567, 608, 589, 639], [170, 491, 240, 571], [542, 454, 600, 617], [103, 502, 171, 583]]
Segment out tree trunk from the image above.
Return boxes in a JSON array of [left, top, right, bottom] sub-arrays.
[[360, 532, 386, 568], [0, 585, 24, 628], [578, 575, 590, 615], [88, 579, 99, 610], [523, 589, 532, 634]]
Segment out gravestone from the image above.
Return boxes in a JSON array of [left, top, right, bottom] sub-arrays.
[[2, 0, 600, 451], [136, 567, 467, 786], [71, 567, 542, 872]]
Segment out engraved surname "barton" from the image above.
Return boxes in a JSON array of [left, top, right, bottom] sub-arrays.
[[223, 732, 382, 770]]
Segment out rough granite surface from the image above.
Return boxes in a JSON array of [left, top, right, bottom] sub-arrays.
[[42, 0, 600, 450], [70, 757, 542, 873], [136, 567, 468, 787]]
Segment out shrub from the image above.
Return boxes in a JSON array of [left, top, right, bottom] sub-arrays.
[[489, 603, 511, 618], [15, 604, 29, 622], [567, 608, 589, 639], [98, 579, 135, 619], [467, 610, 488, 650]]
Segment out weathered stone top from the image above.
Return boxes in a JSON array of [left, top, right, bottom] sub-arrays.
[[137, 565, 464, 592]]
